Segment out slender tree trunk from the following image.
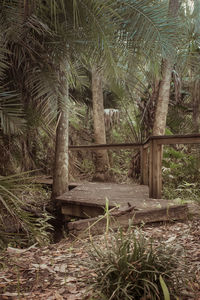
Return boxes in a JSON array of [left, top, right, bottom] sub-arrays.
[[141, 79, 160, 139], [152, 59, 172, 135], [153, 0, 180, 135], [91, 66, 110, 181], [192, 79, 200, 133], [52, 76, 69, 200]]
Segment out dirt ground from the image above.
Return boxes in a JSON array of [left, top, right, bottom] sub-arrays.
[[0, 216, 199, 300]]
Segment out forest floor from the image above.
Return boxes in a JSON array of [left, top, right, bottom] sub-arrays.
[[0, 215, 200, 300]]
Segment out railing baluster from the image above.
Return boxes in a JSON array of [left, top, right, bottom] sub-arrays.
[[140, 145, 148, 185]]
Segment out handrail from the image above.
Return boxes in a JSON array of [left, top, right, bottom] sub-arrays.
[[148, 134, 200, 199], [150, 133, 200, 140], [69, 134, 200, 200], [149, 134, 200, 145], [69, 134, 200, 150], [69, 142, 142, 150]]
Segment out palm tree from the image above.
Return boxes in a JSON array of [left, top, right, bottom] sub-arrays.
[[87, 0, 180, 180], [0, 0, 179, 196], [91, 66, 110, 181], [153, 0, 181, 135], [181, 0, 200, 133]]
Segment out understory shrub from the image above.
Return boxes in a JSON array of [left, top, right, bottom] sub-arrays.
[[162, 146, 200, 203], [0, 172, 53, 250], [88, 227, 187, 300]]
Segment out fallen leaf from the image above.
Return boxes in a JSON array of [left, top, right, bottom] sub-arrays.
[[166, 236, 176, 243], [54, 291, 64, 300], [54, 264, 68, 273]]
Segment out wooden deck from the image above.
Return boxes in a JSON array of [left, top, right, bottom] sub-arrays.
[[57, 182, 176, 219]]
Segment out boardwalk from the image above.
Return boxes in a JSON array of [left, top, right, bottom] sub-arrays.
[[57, 182, 174, 218]]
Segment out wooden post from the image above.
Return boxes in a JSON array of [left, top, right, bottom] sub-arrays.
[[149, 140, 153, 197], [140, 145, 149, 185], [140, 146, 144, 184], [149, 138, 162, 199]]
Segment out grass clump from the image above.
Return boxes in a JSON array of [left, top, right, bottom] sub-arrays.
[[88, 228, 186, 300]]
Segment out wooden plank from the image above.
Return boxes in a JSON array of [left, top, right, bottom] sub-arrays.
[[57, 183, 150, 210], [34, 177, 82, 190], [67, 204, 188, 236], [140, 146, 148, 185], [157, 137, 200, 145], [152, 140, 157, 198], [151, 134, 200, 145], [143, 142, 150, 149], [149, 140, 162, 199], [151, 133, 200, 140], [35, 177, 53, 185], [61, 203, 105, 218], [149, 140, 153, 198], [143, 147, 149, 185], [157, 144, 162, 198], [152, 140, 162, 199], [140, 146, 144, 185], [59, 182, 177, 219]]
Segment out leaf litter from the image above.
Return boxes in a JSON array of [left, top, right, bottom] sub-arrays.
[[0, 216, 199, 300]]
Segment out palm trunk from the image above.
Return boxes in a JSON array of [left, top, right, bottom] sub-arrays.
[[152, 59, 172, 135], [192, 80, 200, 133], [153, 0, 180, 136], [52, 77, 69, 200], [91, 66, 110, 181]]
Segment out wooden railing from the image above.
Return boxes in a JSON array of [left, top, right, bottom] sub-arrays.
[[69, 134, 200, 199]]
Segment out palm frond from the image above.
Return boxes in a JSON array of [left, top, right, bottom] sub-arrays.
[[120, 0, 180, 57], [0, 172, 53, 248], [0, 91, 26, 135]]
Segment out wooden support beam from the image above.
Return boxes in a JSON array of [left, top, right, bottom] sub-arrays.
[[140, 146, 149, 185], [144, 147, 149, 185], [149, 140, 162, 199], [67, 205, 188, 237], [151, 134, 200, 145], [61, 203, 105, 218]]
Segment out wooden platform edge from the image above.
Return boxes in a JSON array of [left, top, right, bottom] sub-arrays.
[[67, 204, 188, 237], [34, 177, 82, 190]]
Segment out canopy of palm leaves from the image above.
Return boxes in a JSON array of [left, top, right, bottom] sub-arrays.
[[0, 0, 179, 135]]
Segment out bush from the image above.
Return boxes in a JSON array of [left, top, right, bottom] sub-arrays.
[[162, 146, 200, 203], [88, 228, 186, 300], [0, 172, 53, 250]]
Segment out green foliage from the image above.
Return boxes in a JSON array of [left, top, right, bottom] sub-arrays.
[[80, 158, 95, 177], [88, 228, 185, 300], [159, 275, 170, 300], [164, 181, 200, 204], [0, 91, 26, 135], [110, 150, 134, 182], [0, 172, 53, 250], [163, 146, 200, 203]]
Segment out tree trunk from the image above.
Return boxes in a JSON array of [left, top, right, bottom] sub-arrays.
[[152, 59, 172, 135], [91, 66, 110, 181], [52, 78, 69, 200], [153, 0, 180, 136], [192, 80, 200, 133]]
